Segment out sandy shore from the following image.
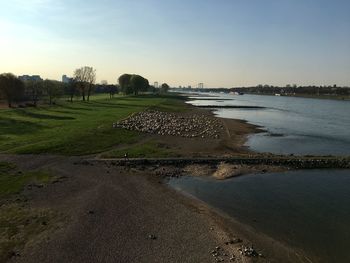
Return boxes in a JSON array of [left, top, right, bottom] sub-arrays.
[[0, 153, 312, 263]]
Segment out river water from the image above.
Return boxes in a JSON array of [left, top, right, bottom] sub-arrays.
[[187, 93, 350, 156], [168, 170, 350, 262], [168, 93, 350, 262]]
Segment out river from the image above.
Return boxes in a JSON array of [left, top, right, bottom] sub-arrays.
[[168, 169, 350, 263], [168, 93, 350, 262], [187, 93, 350, 156]]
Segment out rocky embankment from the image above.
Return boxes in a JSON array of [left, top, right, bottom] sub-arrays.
[[87, 157, 350, 170], [113, 110, 224, 139]]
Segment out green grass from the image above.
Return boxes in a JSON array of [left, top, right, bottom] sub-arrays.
[[0, 162, 16, 175], [0, 94, 186, 155], [0, 162, 56, 198]]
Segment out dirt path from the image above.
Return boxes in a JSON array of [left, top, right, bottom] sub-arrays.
[[0, 155, 244, 263], [0, 154, 307, 263]]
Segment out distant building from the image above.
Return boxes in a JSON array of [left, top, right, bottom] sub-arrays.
[[62, 75, 73, 83], [18, 75, 43, 82]]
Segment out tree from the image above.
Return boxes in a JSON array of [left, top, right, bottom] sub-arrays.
[[130, 75, 149, 95], [74, 66, 96, 101], [24, 79, 44, 106], [118, 74, 149, 95], [109, 85, 118, 98], [65, 80, 79, 102], [160, 83, 170, 94], [43, 79, 63, 105], [118, 74, 132, 94], [0, 73, 24, 107]]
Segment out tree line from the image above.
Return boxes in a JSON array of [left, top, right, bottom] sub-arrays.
[[230, 84, 350, 97], [176, 84, 350, 97], [0, 67, 170, 107]]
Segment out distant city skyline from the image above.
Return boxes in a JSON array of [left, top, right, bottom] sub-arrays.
[[1, 0, 350, 87]]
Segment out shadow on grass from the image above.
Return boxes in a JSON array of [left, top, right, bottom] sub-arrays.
[[59, 104, 94, 111], [14, 110, 75, 120], [88, 101, 145, 109], [0, 117, 44, 135], [45, 109, 86, 116]]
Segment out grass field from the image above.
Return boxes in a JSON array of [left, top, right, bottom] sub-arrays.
[[0, 94, 186, 155]]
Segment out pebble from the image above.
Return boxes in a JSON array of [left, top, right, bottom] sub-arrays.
[[239, 245, 259, 257], [148, 234, 157, 240], [113, 110, 223, 139], [9, 251, 21, 258]]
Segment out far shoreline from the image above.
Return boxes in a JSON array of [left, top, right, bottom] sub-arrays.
[[176, 90, 350, 101]]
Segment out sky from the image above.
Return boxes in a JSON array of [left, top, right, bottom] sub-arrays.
[[0, 0, 350, 87]]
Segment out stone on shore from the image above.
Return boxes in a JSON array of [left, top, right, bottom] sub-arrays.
[[113, 110, 223, 139]]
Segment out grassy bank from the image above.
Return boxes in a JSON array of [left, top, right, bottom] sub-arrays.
[[0, 162, 62, 262], [0, 162, 55, 198], [0, 94, 186, 155]]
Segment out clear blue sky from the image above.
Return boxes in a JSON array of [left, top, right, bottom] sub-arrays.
[[0, 0, 349, 87]]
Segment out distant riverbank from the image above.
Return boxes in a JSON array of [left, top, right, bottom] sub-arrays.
[[244, 92, 350, 101]]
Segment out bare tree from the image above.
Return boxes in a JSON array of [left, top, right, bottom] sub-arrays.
[[73, 66, 96, 101], [43, 79, 63, 105], [25, 79, 44, 106]]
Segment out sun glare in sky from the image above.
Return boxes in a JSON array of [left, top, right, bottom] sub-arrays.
[[0, 0, 349, 87]]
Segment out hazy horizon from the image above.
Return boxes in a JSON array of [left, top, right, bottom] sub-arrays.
[[1, 0, 350, 87]]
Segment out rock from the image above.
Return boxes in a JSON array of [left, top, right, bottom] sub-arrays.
[[148, 234, 157, 240], [239, 245, 259, 257], [9, 251, 21, 257], [114, 110, 223, 139]]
